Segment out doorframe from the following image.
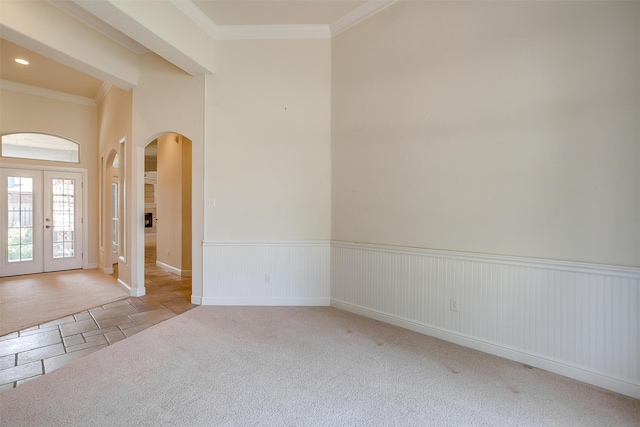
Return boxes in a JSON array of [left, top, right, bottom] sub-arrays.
[[0, 163, 90, 270], [128, 133, 203, 302]]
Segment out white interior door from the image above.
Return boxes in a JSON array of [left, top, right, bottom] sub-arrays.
[[1, 169, 83, 277]]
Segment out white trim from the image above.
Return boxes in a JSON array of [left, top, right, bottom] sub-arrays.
[[156, 260, 191, 277], [171, 0, 391, 40], [191, 295, 202, 305], [0, 163, 86, 173], [86, 263, 97, 269], [94, 82, 112, 105], [331, 241, 640, 279], [0, 80, 96, 106], [171, 1, 330, 40], [203, 240, 330, 247], [118, 277, 144, 297], [98, 264, 114, 274], [81, 170, 89, 270], [169, 0, 219, 39], [330, 0, 398, 37], [204, 297, 330, 306], [331, 299, 640, 399]]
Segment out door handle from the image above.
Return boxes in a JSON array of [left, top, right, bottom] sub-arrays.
[[45, 225, 52, 229]]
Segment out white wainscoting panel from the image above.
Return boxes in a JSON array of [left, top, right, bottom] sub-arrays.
[[331, 241, 640, 398], [203, 241, 330, 306]]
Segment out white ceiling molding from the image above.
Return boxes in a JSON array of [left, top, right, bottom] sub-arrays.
[[49, 0, 149, 54], [1, 80, 96, 107], [169, 0, 220, 39], [171, 0, 330, 40], [330, 0, 398, 37], [49, 0, 395, 45], [94, 81, 113, 105]]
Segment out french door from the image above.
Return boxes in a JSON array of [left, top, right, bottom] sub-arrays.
[[1, 168, 83, 277]]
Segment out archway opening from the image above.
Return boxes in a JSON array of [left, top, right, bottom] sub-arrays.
[[142, 133, 193, 309]]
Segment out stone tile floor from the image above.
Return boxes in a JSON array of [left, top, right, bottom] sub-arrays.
[[0, 246, 195, 392]]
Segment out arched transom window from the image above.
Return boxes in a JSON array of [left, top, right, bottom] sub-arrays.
[[1, 133, 79, 163]]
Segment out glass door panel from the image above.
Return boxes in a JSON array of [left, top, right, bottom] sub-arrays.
[[43, 171, 83, 272], [1, 169, 43, 276]]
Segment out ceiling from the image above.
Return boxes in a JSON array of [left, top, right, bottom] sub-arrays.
[[0, 0, 392, 101], [0, 39, 103, 99], [193, 0, 367, 26]]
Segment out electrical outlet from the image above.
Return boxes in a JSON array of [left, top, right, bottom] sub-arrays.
[[264, 274, 271, 284], [450, 298, 458, 312]]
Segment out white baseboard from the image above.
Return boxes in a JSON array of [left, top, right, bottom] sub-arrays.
[[332, 299, 639, 399], [202, 297, 330, 306], [97, 265, 114, 274], [156, 260, 191, 277], [129, 286, 145, 297], [86, 263, 98, 269], [191, 295, 202, 305], [117, 278, 131, 293], [118, 278, 145, 297]]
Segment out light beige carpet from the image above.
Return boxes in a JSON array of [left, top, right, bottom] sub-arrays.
[[0, 269, 128, 336], [1, 306, 638, 426]]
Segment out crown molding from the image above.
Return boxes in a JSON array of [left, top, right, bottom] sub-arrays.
[[169, 0, 218, 38], [94, 81, 113, 105], [50, 0, 396, 44], [330, 0, 398, 37], [171, 0, 330, 40], [0, 80, 96, 107], [171, 0, 390, 40]]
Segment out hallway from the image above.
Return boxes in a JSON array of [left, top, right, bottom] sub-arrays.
[[0, 245, 195, 391]]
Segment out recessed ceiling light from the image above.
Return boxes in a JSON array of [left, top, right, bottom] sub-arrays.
[[15, 58, 29, 65]]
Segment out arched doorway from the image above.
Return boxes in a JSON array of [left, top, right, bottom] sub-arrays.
[[141, 133, 193, 308]]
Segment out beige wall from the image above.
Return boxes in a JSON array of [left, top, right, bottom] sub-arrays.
[[97, 86, 132, 276], [332, 1, 640, 267], [156, 133, 180, 268], [182, 137, 192, 270], [0, 88, 99, 266], [132, 53, 204, 294], [205, 39, 332, 242], [156, 133, 191, 272]]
